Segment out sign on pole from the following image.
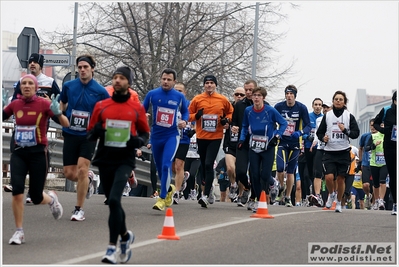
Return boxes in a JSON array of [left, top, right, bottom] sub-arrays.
[[43, 54, 71, 66], [17, 27, 40, 69]]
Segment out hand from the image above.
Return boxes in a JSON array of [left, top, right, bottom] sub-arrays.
[[237, 140, 244, 150], [269, 135, 279, 147], [291, 131, 301, 139], [87, 121, 106, 141], [195, 108, 204, 120], [306, 135, 314, 142], [127, 135, 144, 149], [187, 129, 196, 138], [220, 116, 229, 126], [50, 95, 62, 116]]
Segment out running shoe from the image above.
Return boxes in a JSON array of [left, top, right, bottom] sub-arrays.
[[275, 184, 286, 202], [86, 176, 94, 200], [252, 201, 258, 213], [208, 186, 215, 204], [153, 198, 166, 211], [150, 191, 159, 198], [198, 195, 209, 208], [3, 184, 12, 192], [122, 182, 131, 197], [295, 202, 301, 207], [237, 197, 244, 207], [228, 184, 238, 200], [325, 192, 336, 209], [128, 171, 138, 188], [9, 230, 25, 245], [346, 200, 353, 209], [26, 192, 32, 204], [165, 185, 175, 207], [241, 189, 250, 205], [392, 203, 397, 215], [378, 199, 385, 210], [335, 201, 342, 213], [269, 185, 278, 203], [188, 189, 197, 200], [118, 230, 135, 263], [315, 194, 324, 207], [102, 246, 117, 264], [247, 199, 255, 211], [364, 194, 371, 210], [71, 208, 85, 221], [48, 190, 63, 220], [285, 197, 293, 207], [173, 192, 180, 205]]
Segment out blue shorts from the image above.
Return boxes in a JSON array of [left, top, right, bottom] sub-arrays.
[[218, 178, 230, 192], [351, 187, 365, 200]]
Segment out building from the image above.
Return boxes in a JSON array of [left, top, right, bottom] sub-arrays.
[[352, 88, 396, 147]]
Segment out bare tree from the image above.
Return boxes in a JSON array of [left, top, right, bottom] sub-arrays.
[[43, 2, 296, 101]]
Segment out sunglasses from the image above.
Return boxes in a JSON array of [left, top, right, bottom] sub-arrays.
[[234, 93, 245, 97]]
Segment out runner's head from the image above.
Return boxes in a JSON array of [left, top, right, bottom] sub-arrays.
[[203, 74, 217, 95]]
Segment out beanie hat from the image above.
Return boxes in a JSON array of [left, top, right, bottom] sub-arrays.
[[392, 91, 397, 102], [285, 85, 297, 98], [203, 74, 218, 86], [21, 74, 39, 91], [113, 66, 133, 85], [28, 53, 44, 68]]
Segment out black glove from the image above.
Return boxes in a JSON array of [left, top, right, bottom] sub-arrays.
[[127, 135, 145, 149], [237, 140, 244, 150], [269, 135, 279, 147], [354, 162, 361, 173], [195, 108, 204, 120], [306, 135, 314, 142], [187, 129, 196, 138], [220, 116, 229, 126], [87, 122, 106, 141]]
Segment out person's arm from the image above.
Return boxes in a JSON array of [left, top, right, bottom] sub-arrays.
[[373, 108, 385, 134], [316, 115, 327, 141]]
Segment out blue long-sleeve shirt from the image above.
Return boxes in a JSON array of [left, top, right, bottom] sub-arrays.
[[303, 111, 324, 148], [240, 105, 288, 150], [143, 87, 189, 137], [274, 100, 311, 147]]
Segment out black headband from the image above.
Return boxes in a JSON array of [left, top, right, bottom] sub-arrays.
[[77, 57, 95, 68]]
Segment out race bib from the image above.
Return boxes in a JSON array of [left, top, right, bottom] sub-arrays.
[[375, 152, 385, 165], [250, 135, 268, 152], [330, 123, 346, 142], [391, 125, 397, 141], [104, 119, 131, 147], [230, 129, 239, 142], [354, 173, 361, 182], [202, 114, 218, 132], [156, 107, 175, 128], [69, 109, 90, 131], [14, 125, 37, 147], [283, 121, 296, 136]]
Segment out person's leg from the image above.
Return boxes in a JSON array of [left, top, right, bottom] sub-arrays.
[[150, 155, 158, 196], [284, 149, 300, 200], [384, 145, 396, 205], [248, 150, 261, 201]]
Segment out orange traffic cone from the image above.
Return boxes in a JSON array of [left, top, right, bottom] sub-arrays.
[[323, 201, 336, 210], [251, 191, 274, 219], [157, 208, 180, 240]]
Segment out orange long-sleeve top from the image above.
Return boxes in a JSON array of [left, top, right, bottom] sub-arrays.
[[188, 91, 233, 140]]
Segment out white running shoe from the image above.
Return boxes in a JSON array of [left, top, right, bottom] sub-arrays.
[[86, 172, 94, 199], [48, 191, 63, 220], [122, 182, 131, 197], [118, 230, 135, 263], [9, 230, 25, 245], [71, 208, 85, 221], [335, 201, 342, 213], [325, 192, 336, 209]]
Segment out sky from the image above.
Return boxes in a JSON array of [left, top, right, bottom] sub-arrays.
[[1, 1, 398, 112]]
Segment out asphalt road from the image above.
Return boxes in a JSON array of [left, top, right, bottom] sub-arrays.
[[2, 190, 397, 266]]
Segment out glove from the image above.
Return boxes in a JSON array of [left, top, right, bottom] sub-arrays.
[[306, 135, 314, 142], [127, 135, 145, 149], [291, 131, 302, 139], [268, 135, 279, 147], [187, 129, 196, 138], [220, 116, 229, 126], [354, 162, 362, 173], [237, 140, 244, 150], [87, 121, 106, 141], [195, 108, 204, 120], [50, 95, 62, 116]]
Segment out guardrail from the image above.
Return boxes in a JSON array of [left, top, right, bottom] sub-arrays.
[[2, 123, 160, 196]]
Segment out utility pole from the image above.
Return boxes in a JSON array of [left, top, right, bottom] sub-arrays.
[[251, 2, 259, 80]]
